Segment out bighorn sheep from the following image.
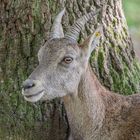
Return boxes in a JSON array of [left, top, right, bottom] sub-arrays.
[[22, 9, 140, 140]]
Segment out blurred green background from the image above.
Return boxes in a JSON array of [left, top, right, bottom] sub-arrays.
[[123, 0, 140, 28], [123, 0, 140, 59]]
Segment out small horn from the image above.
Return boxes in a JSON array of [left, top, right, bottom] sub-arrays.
[[65, 9, 101, 42], [50, 8, 65, 39]]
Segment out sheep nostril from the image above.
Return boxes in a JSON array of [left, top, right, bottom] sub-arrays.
[[22, 79, 35, 90]]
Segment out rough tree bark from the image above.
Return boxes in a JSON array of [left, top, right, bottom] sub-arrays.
[[0, 0, 140, 140]]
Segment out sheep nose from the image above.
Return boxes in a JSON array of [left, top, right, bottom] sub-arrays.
[[22, 79, 35, 90]]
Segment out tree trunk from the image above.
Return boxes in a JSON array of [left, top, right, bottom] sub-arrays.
[[0, 0, 140, 140]]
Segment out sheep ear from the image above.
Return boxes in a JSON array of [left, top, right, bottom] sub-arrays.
[[80, 26, 103, 56]]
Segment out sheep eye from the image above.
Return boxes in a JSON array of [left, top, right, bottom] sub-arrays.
[[63, 57, 73, 64]]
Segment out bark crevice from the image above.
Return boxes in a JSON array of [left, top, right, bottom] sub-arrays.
[[0, 0, 140, 139]]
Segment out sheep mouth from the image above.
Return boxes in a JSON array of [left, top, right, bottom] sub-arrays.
[[23, 90, 45, 102], [24, 90, 44, 98]]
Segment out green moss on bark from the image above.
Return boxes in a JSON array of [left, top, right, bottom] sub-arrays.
[[0, 0, 140, 139]]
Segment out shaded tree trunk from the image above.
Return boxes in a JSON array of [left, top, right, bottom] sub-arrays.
[[0, 0, 140, 140]]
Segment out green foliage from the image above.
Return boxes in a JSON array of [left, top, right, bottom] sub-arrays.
[[123, 0, 140, 27]]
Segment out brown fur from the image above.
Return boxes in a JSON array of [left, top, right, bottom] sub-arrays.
[[63, 66, 140, 140]]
